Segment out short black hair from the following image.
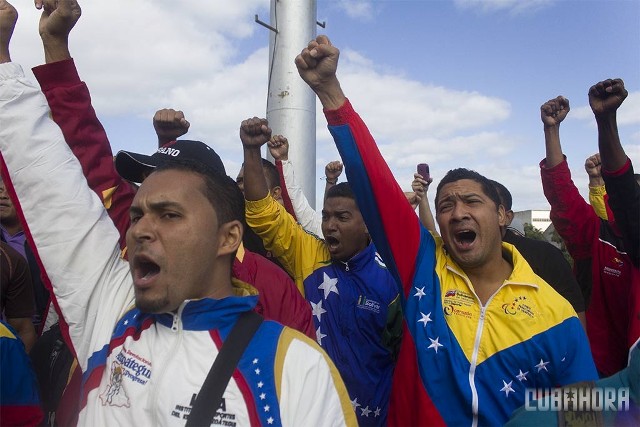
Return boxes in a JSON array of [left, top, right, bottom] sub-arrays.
[[154, 159, 245, 228], [326, 182, 355, 201], [435, 168, 501, 210], [261, 158, 281, 190], [489, 180, 512, 211]]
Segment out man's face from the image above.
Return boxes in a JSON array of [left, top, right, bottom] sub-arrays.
[[126, 169, 224, 313], [0, 179, 18, 224], [436, 179, 506, 270], [235, 166, 246, 194], [321, 196, 369, 262]]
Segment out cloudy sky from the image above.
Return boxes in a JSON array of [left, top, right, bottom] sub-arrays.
[[9, 0, 640, 211]]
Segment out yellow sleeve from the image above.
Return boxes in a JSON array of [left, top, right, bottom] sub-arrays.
[[588, 184, 608, 221], [245, 194, 330, 295]]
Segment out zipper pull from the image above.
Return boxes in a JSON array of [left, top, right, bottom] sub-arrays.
[[171, 313, 179, 331]]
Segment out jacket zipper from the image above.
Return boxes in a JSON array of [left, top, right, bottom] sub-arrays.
[[150, 302, 186, 425]]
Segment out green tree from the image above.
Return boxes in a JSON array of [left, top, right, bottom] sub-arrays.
[[550, 228, 573, 267], [523, 222, 545, 241]]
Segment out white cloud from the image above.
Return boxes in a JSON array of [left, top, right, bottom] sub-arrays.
[[333, 0, 374, 20], [617, 91, 640, 126], [339, 49, 512, 141], [623, 144, 640, 163], [454, 0, 554, 15]]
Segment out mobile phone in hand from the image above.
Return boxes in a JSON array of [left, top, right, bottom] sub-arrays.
[[417, 163, 430, 180]]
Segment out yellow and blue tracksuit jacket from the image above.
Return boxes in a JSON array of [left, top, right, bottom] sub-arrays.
[[324, 98, 598, 426]]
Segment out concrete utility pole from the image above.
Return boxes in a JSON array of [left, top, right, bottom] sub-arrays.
[[256, 0, 319, 208]]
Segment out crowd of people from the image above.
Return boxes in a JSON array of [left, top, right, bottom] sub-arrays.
[[0, 0, 638, 426]]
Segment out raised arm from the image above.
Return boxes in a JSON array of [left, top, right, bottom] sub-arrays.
[[589, 78, 639, 266], [0, 0, 16, 63], [412, 173, 437, 235], [589, 79, 628, 171], [36, 0, 80, 63], [539, 96, 598, 260], [33, 0, 134, 249], [0, 1, 132, 368], [296, 35, 422, 291], [323, 160, 342, 199], [241, 117, 272, 201], [268, 135, 323, 236], [541, 96, 570, 169], [584, 153, 609, 221]]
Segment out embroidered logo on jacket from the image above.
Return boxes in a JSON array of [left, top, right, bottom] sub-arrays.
[[443, 289, 474, 319], [502, 296, 535, 318], [603, 266, 622, 277], [357, 295, 381, 313], [99, 361, 131, 407]]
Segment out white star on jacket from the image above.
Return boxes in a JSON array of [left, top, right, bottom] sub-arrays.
[[535, 359, 549, 372], [500, 380, 515, 397], [414, 286, 426, 300], [516, 369, 529, 382], [316, 326, 327, 346], [310, 300, 327, 322], [350, 397, 361, 411], [418, 312, 433, 327], [318, 272, 339, 299], [428, 337, 443, 353]]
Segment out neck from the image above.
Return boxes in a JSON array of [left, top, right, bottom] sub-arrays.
[[464, 251, 512, 306], [205, 264, 236, 299]]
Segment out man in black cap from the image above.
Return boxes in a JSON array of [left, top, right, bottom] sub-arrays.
[[0, 2, 355, 425]]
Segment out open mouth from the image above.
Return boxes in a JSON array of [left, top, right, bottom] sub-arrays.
[[324, 235, 341, 251], [133, 256, 161, 286], [454, 230, 477, 249]]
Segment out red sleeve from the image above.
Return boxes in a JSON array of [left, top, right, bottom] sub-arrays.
[[540, 158, 599, 260], [33, 59, 134, 249], [325, 99, 422, 292], [233, 250, 315, 340]]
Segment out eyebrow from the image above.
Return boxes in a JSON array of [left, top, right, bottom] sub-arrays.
[[322, 209, 352, 216], [130, 200, 184, 215], [437, 192, 484, 205]]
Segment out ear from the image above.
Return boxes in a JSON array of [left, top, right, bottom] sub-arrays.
[[497, 204, 508, 228], [504, 209, 514, 227], [217, 220, 243, 258], [271, 185, 282, 201]]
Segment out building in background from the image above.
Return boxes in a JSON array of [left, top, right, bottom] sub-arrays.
[[513, 210, 551, 234]]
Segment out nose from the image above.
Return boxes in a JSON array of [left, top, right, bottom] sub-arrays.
[[328, 216, 340, 230], [450, 201, 470, 221], [128, 215, 156, 243]]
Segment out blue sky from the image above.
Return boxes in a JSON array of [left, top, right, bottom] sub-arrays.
[[10, 0, 639, 211]]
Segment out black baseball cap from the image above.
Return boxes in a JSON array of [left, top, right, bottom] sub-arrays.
[[115, 140, 226, 183]]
